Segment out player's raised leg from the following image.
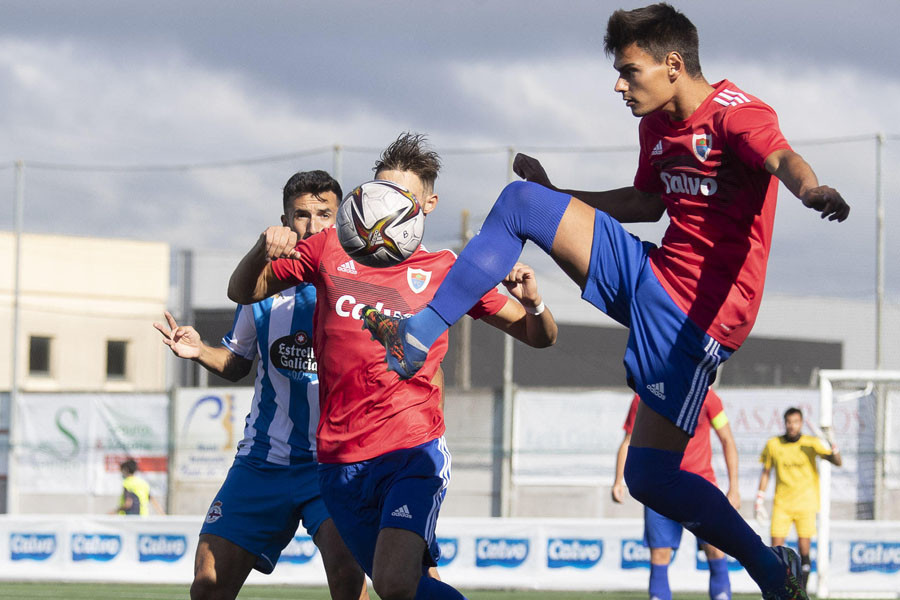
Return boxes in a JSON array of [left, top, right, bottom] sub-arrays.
[[191, 534, 257, 600], [702, 544, 732, 600], [315, 518, 368, 600], [625, 405, 805, 599], [364, 181, 590, 378], [372, 528, 465, 600], [796, 536, 812, 591], [648, 546, 673, 600]]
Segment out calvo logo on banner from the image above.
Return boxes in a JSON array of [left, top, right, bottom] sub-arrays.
[[547, 538, 603, 569], [10, 533, 56, 561], [850, 542, 900, 573], [281, 536, 318, 564], [138, 534, 187, 562], [436, 538, 458, 566], [71, 533, 121, 562], [621, 539, 651, 569], [475, 538, 529, 568]]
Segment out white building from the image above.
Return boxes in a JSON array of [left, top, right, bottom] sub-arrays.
[[0, 232, 170, 393]]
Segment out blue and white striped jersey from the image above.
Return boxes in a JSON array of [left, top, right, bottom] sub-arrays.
[[222, 284, 319, 465]]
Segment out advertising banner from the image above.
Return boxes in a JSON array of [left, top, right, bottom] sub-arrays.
[[172, 387, 253, 483], [513, 389, 632, 485], [0, 515, 897, 596], [13, 393, 168, 497], [513, 388, 884, 504]]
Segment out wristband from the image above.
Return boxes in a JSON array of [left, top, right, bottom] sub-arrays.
[[525, 301, 545, 316], [755, 491, 765, 503]]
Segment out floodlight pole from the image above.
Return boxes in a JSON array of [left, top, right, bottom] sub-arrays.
[[456, 210, 472, 391], [874, 133, 885, 370], [500, 147, 516, 518], [332, 144, 343, 191], [8, 160, 25, 515]]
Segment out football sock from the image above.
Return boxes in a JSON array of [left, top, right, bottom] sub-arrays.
[[624, 446, 783, 593], [414, 576, 468, 600], [405, 181, 570, 349], [648, 562, 671, 600], [708, 557, 731, 600], [800, 554, 811, 590]]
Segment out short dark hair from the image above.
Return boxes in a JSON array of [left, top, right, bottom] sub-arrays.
[[120, 459, 138, 475], [604, 3, 702, 77], [282, 170, 343, 212], [784, 407, 803, 420], [373, 132, 442, 193]]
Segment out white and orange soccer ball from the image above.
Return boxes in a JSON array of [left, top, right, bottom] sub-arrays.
[[336, 179, 425, 268]]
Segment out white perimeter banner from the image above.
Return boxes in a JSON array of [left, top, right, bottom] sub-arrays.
[[172, 387, 253, 483], [513, 387, 886, 504], [13, 393, 168, 497], [0, 515, 898, 596]]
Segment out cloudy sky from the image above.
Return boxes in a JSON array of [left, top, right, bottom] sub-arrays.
[[2, 0, 898, 301]]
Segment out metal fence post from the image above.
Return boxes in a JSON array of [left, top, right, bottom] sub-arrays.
[[7, 160, 25, 514]]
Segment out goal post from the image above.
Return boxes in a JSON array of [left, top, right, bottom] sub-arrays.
[[817, 369, 900, 599]]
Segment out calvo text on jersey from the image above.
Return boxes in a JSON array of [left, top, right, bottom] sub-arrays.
[[660, 172, 718, 197], [335, 296, 412, 320]]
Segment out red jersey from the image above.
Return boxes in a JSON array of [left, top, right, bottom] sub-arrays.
[[270, 228, 507, 463], [633, 80, 792, 348], [623, 389, 727, 484]]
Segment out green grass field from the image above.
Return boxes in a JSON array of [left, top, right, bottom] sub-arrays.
[[0, 582, 861, 600]]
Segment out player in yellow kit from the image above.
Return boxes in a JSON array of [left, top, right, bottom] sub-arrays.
[[756, 407, 842, 591]]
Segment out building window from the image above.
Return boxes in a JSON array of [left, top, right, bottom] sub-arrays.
[[107, 340, 128, 379], [29, 336, 52, 375]]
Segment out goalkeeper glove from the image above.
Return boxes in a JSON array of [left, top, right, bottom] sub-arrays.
[[754, 491, 769, 526]]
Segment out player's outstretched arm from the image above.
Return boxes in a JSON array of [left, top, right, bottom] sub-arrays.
[[765, 149, 850, 222], [153, 311, 252, 381], [714, 421, 741, 509], [611, 432, 631, 503], [755, 465, 771, 525], [229, 226, 300, 304], [514, 153, 665, 223], [482, 262, 558, 347], [821, 430, 844, 467], [150, 494, 166, 515]]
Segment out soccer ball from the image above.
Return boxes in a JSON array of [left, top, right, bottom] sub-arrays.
[[336, 179, 425, 268]]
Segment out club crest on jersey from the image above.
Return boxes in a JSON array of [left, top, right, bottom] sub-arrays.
[[407, 268, 431, 294], [692, 133, 713, 162]]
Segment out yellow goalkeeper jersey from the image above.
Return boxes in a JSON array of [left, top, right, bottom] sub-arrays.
[[760, 434, 833, 512]]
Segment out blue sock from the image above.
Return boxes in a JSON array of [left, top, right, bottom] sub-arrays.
[[405, 181, 570, 349], [414, 575, 467, 599], [708, 557, 731, 600], [649, 562, 671, 600], [624, 446, 781, 593]]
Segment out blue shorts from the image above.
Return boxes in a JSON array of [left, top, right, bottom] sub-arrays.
[[317, 437, 451, 576], [200, 455, 329, 574], [581, 210, 734, 435], [644, 505, 707, 550]]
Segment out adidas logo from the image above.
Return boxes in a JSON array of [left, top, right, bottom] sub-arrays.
[[390, 505, 413, 519], [337, 260, 357, 274], [646, 382, 666, 400], [651, 140, 664, 156]]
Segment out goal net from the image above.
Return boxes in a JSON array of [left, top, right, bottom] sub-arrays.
[[817, 369, 900, 599]]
